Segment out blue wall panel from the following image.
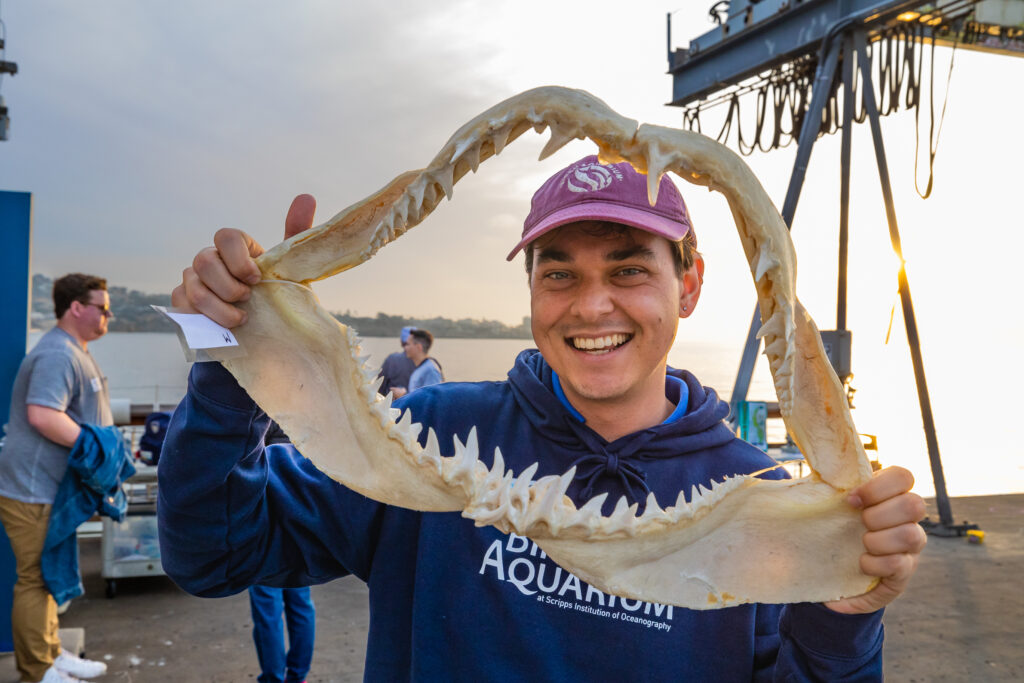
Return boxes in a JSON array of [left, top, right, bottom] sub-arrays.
[[0, 190, 32, 653]]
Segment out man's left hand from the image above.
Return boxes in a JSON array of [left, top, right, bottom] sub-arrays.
[[825, 465, 927, 614]]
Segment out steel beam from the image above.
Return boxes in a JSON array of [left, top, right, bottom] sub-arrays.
[[669, 0, 922, 106], [853, 31, 967, 534], [838, 37, 854, 331]]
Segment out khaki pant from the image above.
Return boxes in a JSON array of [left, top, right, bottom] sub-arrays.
[[0, 495, 60, 682]]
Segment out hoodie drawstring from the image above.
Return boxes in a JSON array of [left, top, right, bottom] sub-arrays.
[[564, 415, 661, 509]]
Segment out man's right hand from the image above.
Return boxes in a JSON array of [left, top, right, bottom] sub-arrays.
[[171, 194, 317, 327]]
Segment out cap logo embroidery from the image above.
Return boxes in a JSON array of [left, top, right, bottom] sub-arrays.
[[566, 163, 622, 193]]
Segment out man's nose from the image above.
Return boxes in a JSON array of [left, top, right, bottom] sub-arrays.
[[571, 279, 615, 320]]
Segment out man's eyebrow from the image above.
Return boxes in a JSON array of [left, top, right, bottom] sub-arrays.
[[607, 244, 656, 262], [535, 247, 572, 265]]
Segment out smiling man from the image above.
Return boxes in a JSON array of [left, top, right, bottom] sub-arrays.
[[161, 157, 926, 681], [514, 158, 703, 441]]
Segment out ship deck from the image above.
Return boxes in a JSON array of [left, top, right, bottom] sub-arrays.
[[2, 493, 1021, 682]]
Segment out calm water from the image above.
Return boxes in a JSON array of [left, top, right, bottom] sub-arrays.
[[32, 331, 1023, 499]]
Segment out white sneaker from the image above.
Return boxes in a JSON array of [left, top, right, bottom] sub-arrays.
[[54, 649, 106, 679], [24, 665, 86, 683]]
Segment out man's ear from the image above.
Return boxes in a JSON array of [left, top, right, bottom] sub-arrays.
[[679, 255, 704, 319]]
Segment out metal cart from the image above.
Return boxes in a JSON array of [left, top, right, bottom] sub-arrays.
[[100, 464, 162, 598]]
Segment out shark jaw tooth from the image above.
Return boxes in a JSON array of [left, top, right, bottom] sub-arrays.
[[387, 408, 423, 452], [573, 492, 609, 529], [433, 166, 455, 200], [755, 312, 785, 340], [763, 338, 788, 363], [606, 496, 640, 535], [409, 176, 429, 210], [443, 427, 483, 492], [638, 492, 670, 526], [418, 427, 443, 473], [755, 246, 780, 282], [670, 489, 691, 521], [508, 462, 539, 518], [449, 137, 477, 167], [646, 169, 664, 207], [359, 373, 384, 402], [518, 467, 575, 534], [486, 446, 506, 484], [491, 124, 514, 155], [538, 124, 579, 161], [642, 141, 676, 206]]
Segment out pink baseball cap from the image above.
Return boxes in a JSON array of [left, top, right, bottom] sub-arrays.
[[506, 155, 694, 260]]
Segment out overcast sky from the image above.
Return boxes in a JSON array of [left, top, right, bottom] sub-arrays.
[[2, 0, 702, 327], [2, 1, 1022, 493], [1, 2, 1020, 330]]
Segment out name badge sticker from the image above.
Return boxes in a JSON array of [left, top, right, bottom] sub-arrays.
[[90, 376, 102, 393], [152, 305, 247, 363]]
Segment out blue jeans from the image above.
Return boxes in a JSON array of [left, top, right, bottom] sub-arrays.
[[248, 585, 315, 683]]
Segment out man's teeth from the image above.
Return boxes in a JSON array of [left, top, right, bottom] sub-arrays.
[[571, 334, 629, 351]]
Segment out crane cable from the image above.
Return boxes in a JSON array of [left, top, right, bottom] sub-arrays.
[[914, 33, 958, 199], [681, 21, 959, 203]]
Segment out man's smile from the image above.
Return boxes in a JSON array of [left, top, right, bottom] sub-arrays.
[[567, 333, 633, 355]]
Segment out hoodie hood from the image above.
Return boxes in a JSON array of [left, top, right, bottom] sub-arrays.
[[507, 349, 738, 511]]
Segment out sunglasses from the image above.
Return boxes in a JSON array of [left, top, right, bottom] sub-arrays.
[[83, 302, 114, 318]]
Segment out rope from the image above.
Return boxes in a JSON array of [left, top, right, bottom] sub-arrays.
[[680, 22, 950, 159], [914, 32, 957, 199]]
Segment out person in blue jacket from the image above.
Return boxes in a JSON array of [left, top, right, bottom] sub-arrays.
[[247, 585, 315, 683], [161, 156, 927, 681], [246, 423, 316, 683], [392, 328, 443, 398]]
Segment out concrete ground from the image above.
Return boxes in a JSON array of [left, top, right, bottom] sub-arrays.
[[882, 493, 1024, 682], [2, 493, 1021, 682], [0, 543, 371, 683]]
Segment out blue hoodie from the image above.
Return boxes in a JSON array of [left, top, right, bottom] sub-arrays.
[[159, 350, 883, 682]]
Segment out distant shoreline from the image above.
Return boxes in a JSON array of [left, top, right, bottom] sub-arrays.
[[29, 325, 532, 341], [29, 273, 532, 340]]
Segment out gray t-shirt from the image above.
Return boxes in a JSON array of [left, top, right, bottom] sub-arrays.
[[0, 326, 113, 503]]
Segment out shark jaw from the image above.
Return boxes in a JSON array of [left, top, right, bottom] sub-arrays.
[[211, 86, 876, 609]]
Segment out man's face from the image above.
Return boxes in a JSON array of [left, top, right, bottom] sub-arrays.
[[529, 222, 694, 413], [82, 289, 112, 340], [403, 338, 422, 361]]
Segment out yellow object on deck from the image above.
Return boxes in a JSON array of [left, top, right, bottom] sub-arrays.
[[966, 529, 985, 544]]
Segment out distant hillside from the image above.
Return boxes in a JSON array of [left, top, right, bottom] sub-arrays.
[[30, 274, 532, 339], [31, 274, 174, 332], [332, 312, 532, 340]]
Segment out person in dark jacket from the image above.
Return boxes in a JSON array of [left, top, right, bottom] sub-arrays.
[[162, 159, 926, 680], [376, 326, 416, 397]]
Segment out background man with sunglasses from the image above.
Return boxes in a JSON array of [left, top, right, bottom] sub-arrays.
[[0, 273, 113, 683]]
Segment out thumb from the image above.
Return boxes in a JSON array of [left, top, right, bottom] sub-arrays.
[[285, 194, 317, 239]]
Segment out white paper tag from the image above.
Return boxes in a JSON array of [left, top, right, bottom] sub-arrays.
[[90, 376, 102, 393], [152, 306, 238, 349]]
